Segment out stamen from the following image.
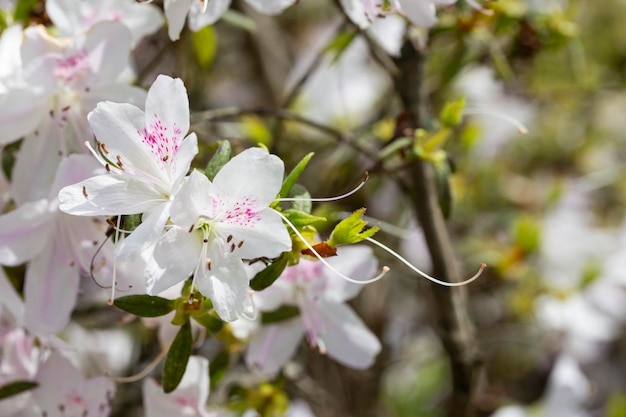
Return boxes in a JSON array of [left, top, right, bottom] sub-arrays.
[[463, 107, 529, 134], [105, 164, 111, 173], [82, 186, 88, 198], [107, 342, 171, 383], [199, 0, 208, 13], [238, 240, 244, 248], [162, 155, 169, 162], [365, 237, 486, 287], [188, 224, 195, 233], [206, 259, 212, 270], [230, 243, 236, 252], [278, 172, 369, 203], [278, 212, 390, 284], [227, 235, 233, 243], [101, 143, 110, 154], [107, 215, 123, 305], [241, 291, 258, 321]]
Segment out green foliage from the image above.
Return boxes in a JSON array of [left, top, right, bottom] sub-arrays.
[[249, 253, 289, 292], [261, 305, 300, 325], [282, 209, 326, 228], [13, 0, 38, 22], [192, 311, 224, 334], [205, 140, 232, 181], [241, 116, 272, 147], [191, 25, 218, 69], [434, 159, 453, 219], [324, 30, 358, 64], [440, 97, 466, 128], [512, 215, 541, 254], [113, 295, 176, 318], [607, 393, 626, 417], [279, 152, 314, 198], [0, 381, 37, 401], [163, 320, 193, 393], [327, 208, 379, 247], [288, 184, 312, 214]]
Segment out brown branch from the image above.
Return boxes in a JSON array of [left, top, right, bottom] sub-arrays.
[[391, 37, 484, 417]]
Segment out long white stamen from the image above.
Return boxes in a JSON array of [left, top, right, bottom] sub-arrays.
[[463, 107, 529, 134], [107, 341, 171, 383], [241, 291, 258, 321], [108, 215, 123, 305], [189, 228, 209, 303], [200, 0, 208, 13], [278, 172, 369, 202], [365, 237, 486, 287], [278, 211, 390, 284]]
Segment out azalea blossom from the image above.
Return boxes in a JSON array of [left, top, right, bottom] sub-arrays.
[[143, 355, 211, 417], [0, 22, 146, 204], [145, 148, 291, 321], [59, 74, 198, 260], [46, 0, 165, 48], [244, 245, 382, 376], [340, 0, 457, 29], [0, 155, 114, 335], [162, 0, 297, 41]]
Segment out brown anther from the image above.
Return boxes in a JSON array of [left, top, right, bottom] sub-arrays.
[[362, 171, 369, 183], [82, 185, 88, 197], [188, 224, 195, 233], [226, 235, 233, 243], [101, 143, 110, 154], [162, 155, 169, 162], [203, 238, 208, 243], [49, 110, 54, 118], [230, 243, 236, 252], [58, 404, 65, 412], [69, 261, 75, 267], [61, 105, 70, 112], [206, 259, 212, 270], [105, 164, 111, 172], [237, 240, 244, 248], [106, 218, 116, 228]]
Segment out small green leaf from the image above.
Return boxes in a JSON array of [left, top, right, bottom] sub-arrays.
[[191, 25, 217, 69], [192, 312, 224, 334], [289, 184, 312, 214], [283, 209, 326, 228], [279, 153, 314, 198], [440, 97, 466, 127], [324, 30, 358, 64], [434, 159, 452, 219], [250, 253, 289, 292], [512, 215, 541, 254], [261, 305, 300, 324], [205, 140, 232, 181], [327, 209, 379, 247], [122, 214, 142, 233], [13, 0, 38, 21], [163, 320, 192, 393], [0, 381, 38, 401], [113, 295, 175, 317]]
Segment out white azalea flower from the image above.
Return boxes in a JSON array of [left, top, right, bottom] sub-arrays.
[[46, 0, 165, 48], [146, 148, 291, 321], [340, 0, 457, 29], [245, 245, 382, 376], [143, 355, 211, 417], [0, 155, 115, 335], [0, 22, 146, 204], [163, 0, 297, 41], [59, 74, 198, 259]]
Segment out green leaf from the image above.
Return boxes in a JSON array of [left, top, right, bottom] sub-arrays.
[[113, 295, 176, 318], [289, 184, 312, 214], [434, 159, 452, 219], [512, 215, 541, 253], [279, 153, 314, 198], [192, 312, 224, 334], [13, 0, 38, 21], [0, 380, 38, 401], [327, 208, 379, 247], [204, 140, 232, 181], [249, 254, 289, 292], [122, 214, 142, 233], [261, 305, 300, 324], [608, 393, 626, 417], [163, 320, 192, 393], [191, 25, 217, 69], [324, 30, 358, 64], [283, 209, 326, 228], [440, 97, 466, 127]]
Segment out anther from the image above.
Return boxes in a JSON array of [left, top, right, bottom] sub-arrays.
[[106, 218, 116, 228], [188, 224, 195, 233], [82, 186, 88, 198], [105, 164, 111, 172], [162, 155, 169, 162], [206, 259, 212, 270], [188, 292, 195, 304], [49, 110, 54, 118], [238, 240, 244, 248], [230, 243, 236, 252], [203, 238, 208, 243], [101, 143, 110, 154], [61, 105, 70, 112], [226, 235, 233, 243]]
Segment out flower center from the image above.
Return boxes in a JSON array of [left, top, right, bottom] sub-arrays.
[[54, 49, 90, 84]]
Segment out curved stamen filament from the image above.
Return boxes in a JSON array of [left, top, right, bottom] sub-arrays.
[[278, 211, 390, 284], [107, 215, 122, 305], [241, 291, 258, 321], [365, 237, 486, 287], [107, 342, 171, 383], [278, 172, 369, 203], [463, 108, 529, 134], [189, 228, 209, 303]]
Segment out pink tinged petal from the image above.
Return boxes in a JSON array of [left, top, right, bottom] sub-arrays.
[[34, 352, 115, 417], [115, 201, 172, 261], [83, 21, 133, 86], [316, 300, 381, 369], [397, 0, 438, 27], [0, 88, 48, 145], [0, 200, 54, 266], [24, 240, 79, 335], [49, 154, 105, 198], [20, 26, 60, 91], [164, 0, 194, 41], [196, 247, 249, 322], [217, 207, 291, 260], [58, 174, 165, 216], [146, 226, 202, 295], [187, 0, 231, 30], [10, 121, 64, 205], [246, 319, 303, 376], [0, 267, 25, 325], [322, 245, 378, 303], [244, 0, 296, 15], [213, 147, 285, 208], [88, 101, 168, 185], [172, 356, 210, 406], [143, 75, 191, 171]]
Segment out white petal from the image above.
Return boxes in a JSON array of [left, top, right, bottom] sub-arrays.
[[172, 132, 198, 185], [114, 0, 165, 48], [24, 242, 79, 335], [339, 0, 371, 28], [397, 0, 438, 27], [491, 406, 529, 417], [170, 169, 214, 228], [46, 0, 83, 37], [196, 247, 249, 321], [59, 174, 165, 216], [115, 201, 172, 260], [246, 319, 303, 376], [164, 0, 193, 41], [49, 154, 105, 197], [0, 200, 53, 266], [188, 0, 231, 30], [318, 300, 381, 369], [244, 0, 296, 15], [0, 88, 48, 145], [146, 226, 201, 295], [213, 147, 284, 207], [145, 75, 190, 148]]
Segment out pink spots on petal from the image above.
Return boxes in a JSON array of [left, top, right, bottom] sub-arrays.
[[222, 197, 262, 227], [54, 49, 91, 83], [139, 115, 183, 172]]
